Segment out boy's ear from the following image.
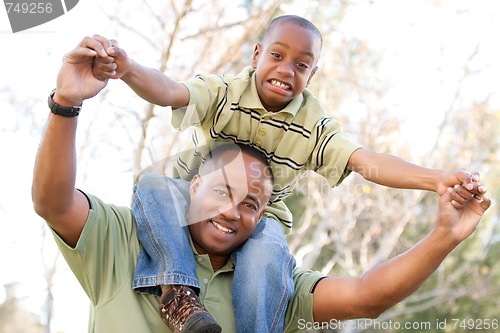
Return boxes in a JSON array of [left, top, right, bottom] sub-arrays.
[[307, 66, 319, 86], [252, 43, 262, 68]]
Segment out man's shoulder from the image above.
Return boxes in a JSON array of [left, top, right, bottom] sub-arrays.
[[136, 174, 190, 189], [84, 192, 132, 218], [284, 267, 326, 332]]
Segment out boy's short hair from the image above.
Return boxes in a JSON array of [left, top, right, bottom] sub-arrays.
[[263, 15, 323, 49]]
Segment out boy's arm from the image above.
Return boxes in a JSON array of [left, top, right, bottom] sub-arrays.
[[92, 35, 190, 108], [32, 37, 109, 247], [347, 147, 475, 194], [312, 182, 491, 322]]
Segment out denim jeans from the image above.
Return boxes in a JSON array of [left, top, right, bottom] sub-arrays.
[[132, 174, 295, 333]]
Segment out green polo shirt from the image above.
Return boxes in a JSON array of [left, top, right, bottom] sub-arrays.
[[171, 66, 362, 229], [51, 193, 323, 333]]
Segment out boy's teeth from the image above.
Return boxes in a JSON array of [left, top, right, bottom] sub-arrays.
[[271, 80, 289, 90], [212, 221, 233, 233]]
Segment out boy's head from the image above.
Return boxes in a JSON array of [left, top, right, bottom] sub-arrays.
[[252, 15, 322, 112]]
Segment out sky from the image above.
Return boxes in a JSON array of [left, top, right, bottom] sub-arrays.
[[0, 1, 113, 331], [1, 1, 499, 332]]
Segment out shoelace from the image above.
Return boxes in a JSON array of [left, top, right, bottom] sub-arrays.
[[160, 285, 206, 330]]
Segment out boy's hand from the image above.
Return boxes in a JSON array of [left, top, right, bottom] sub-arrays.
[[92, 34, 132, 81], [436, 169, 480, 196]]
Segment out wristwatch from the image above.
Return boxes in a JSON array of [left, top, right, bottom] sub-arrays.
[[48, 89, 82, 117]]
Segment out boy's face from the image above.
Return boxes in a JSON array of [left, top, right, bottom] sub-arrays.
[[187, 150, 272, 261], [252, 21, 321, 112]]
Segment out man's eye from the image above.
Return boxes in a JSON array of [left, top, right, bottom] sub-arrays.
[[215, 190, 228, 197], [243, 202, 257, 211]]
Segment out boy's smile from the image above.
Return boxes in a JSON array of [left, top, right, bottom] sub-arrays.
[[252, 21, 321, 112], [269, 79, 292, 92]]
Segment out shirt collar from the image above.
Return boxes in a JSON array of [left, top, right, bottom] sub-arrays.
[[188, 233, 235, 272], [239, 67, 304, 117]]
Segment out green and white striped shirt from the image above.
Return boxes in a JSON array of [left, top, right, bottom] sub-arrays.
[[172, 66, 361, 229]]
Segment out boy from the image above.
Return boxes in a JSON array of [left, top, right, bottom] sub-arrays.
[[93, 15, 475, 333]]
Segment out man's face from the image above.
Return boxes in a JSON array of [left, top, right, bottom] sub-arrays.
[[252, 21, 321, 112], [187, 150, 273, 258]]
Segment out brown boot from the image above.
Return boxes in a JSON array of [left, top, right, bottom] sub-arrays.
[[159, 285, 222, 333]]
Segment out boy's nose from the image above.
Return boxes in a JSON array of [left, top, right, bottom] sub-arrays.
[[277, 62, 294, 77]]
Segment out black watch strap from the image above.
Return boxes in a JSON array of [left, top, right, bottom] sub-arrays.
[[48, 89, 82, 117]]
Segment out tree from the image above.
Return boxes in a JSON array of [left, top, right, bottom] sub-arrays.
[[0, 284, 44, 333]]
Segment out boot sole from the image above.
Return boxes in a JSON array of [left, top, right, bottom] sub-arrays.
[[182, 312, 222, 333]]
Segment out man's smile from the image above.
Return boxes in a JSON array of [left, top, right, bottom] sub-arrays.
[[210, 220, 235, 234]]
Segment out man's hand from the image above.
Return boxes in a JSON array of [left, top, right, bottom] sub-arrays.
[[92, 34, 133, 81], [54, 36, 110, 106], [437, 181, 491, 243]]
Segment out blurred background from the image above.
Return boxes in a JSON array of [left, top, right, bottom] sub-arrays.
[[0, 0, 499, 332]]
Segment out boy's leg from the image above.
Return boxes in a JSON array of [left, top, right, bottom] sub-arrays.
[[132, 175, 198, 293], [132, 175, 221, 333], [231, 216, 295, 333]]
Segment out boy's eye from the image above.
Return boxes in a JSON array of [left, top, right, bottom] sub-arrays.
[[297, 63, 309, 69], [270, 52, 282, 59]]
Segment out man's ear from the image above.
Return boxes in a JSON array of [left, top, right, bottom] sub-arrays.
[[252, 43, 262, 69], [190, 175, 201, 197], [306, 66, 318, 86], [257, 208, 267, 222]]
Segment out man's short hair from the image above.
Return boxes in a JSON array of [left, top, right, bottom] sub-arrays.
[[201, 142, 274, 185]]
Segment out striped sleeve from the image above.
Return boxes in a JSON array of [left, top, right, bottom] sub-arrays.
[[309, 117, 362, 187]]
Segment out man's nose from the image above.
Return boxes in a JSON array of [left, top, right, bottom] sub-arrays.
[[219, 202, 241, 220]]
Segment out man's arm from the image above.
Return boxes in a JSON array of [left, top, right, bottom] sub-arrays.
[[92, 35, 190, 108], [312, 182, 491, 322], [32, 37, 109, 247], [348, 147, 476, 195]]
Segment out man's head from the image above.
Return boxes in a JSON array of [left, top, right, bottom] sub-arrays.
[[187, 143, 274, 264], [252, 15, 322, 112]]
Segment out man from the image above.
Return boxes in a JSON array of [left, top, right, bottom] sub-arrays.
[[32, 36, 491, 333]]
